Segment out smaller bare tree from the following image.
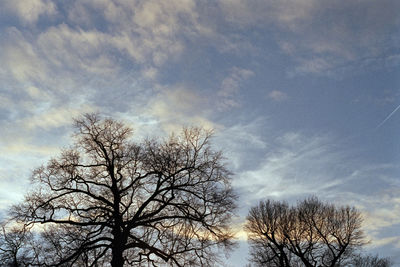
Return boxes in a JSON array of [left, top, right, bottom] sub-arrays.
[[0, 222, 34, 267], [350, 253, 392, 267], [245, 196, 366, 267]]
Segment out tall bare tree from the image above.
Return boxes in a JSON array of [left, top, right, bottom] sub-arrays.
[[245, 197, 365, 267], [11, 114, 236, 267]]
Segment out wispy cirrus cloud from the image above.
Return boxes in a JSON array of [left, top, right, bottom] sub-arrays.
[[217, 118, 400, 254], [218, 67, 254, 110], [215, 118, 268, 171], [234, 131, 351, 202], [218, 0, 400, 75]]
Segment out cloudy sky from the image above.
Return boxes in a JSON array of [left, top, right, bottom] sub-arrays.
[[1, 0, 400, 265]]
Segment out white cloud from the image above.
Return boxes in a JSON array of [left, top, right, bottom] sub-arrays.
[[142, 67, 158, 80], [215, 118, 268, 171], [367, 236, 400, 249], [268, 90, 287, 101], [295, 57, 334, 74], [144, 85, 216, 134], [1, 28, 49, 84], [218, 67, 254, 110], [24, 105, 95, 130], [26, 86, 47, 99], [218, 0, 317, 30], [37, 24, 117, 75], [0, 143, 60, 211], [235, 132, 348, 200], [4, 0, 57, 24], [0, 0, 219, 98], [361, 189, 400, 230], [3, 143, 59, 156], [65, 0, 204, 68]]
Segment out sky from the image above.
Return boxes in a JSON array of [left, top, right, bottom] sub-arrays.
[[0, 0, 399, 266]]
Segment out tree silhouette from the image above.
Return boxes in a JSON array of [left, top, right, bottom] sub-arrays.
[[11, 114, 236, 267], [350, 253, 392, 267], [245, 197, 365, 267], [0, 223, 34, 267]]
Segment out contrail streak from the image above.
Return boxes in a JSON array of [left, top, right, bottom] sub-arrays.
[[376, 103, 400, 129]]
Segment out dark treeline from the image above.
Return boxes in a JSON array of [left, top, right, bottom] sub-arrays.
[[0, 114, 392, 266]]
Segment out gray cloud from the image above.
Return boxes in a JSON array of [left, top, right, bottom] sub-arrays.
[[2, 0, 57, 25], [218, 0, 400, 75]]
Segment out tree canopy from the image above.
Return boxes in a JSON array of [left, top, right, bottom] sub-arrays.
[[245, 197, 366, 267], [10, 114, 237, 267]]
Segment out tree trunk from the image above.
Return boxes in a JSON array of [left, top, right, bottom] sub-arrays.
[[111, 220, 125, 267], [13, 254, 19, 267], [111, 240, 124, 267], [110, 162, 125, 267]]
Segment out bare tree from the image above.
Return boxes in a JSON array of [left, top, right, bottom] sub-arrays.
[[11, 114, 236, 267], [349, 253, 392, 267], [244, 200, 295, 267], [31, 224, 112, 266], [245, 197, 365, 267], [0, 222, 34, 267]]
